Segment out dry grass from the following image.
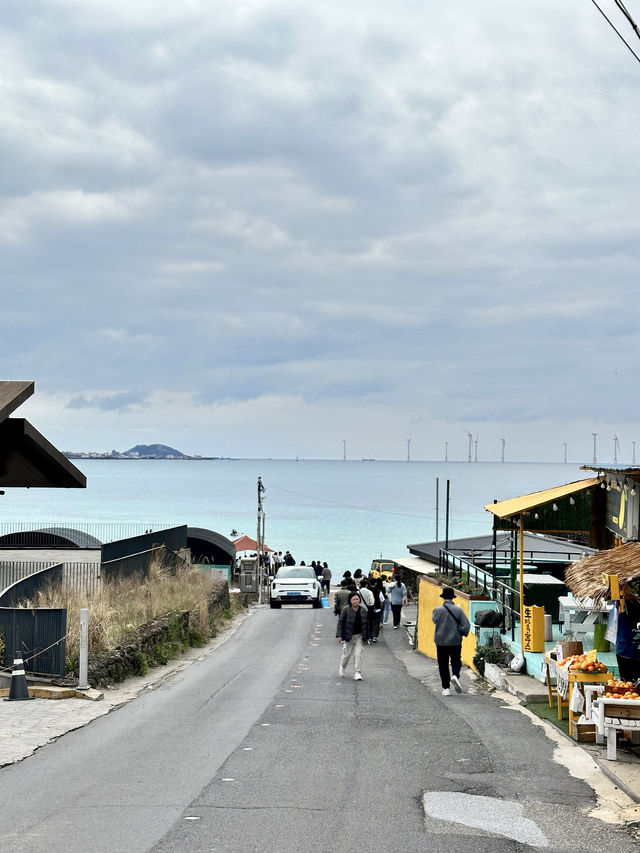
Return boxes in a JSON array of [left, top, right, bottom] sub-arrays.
[[24, 557, 218, 663]]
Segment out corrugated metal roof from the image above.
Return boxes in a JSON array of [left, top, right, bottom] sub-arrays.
[[484, 477, 598, 520]]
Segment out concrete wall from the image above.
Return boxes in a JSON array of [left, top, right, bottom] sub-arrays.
[[416, 576, 500, 671]]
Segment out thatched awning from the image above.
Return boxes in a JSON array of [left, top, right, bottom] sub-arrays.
[[564, 541, 640, 604]]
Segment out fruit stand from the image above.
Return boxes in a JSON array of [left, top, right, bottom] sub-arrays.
[[592, 687, 640, 760], [545, 652, 611, 738]]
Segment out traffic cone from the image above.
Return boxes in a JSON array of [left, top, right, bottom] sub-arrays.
[[4, 654, 34, 701]]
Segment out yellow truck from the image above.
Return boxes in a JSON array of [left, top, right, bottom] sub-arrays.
[[369, 559, 395, 582]]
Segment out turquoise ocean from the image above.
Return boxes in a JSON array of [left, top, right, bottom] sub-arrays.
[[0, 460, 591, 575]]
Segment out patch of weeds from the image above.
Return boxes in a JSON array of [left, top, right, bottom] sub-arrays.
[[223, 607, 233, 620], [132, 650, 149, 676], [188, 627, 208, 647], [153, 642, 172, 665], [472, 644, 501, 676]]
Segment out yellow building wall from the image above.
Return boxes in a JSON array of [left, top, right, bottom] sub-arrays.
[[417, 577, 478, 670]]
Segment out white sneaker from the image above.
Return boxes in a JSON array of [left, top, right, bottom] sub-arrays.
[[451, 675, 463, 693], [354, 671, 363, 681], [339, 664, 345, 677], [442, 688, 451, 696]]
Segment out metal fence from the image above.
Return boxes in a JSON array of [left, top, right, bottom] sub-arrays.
[[437, 549, 519, 640], [0, 522, 179, 547], [0, 605, 67, 677], [0, 561, 102, 599]]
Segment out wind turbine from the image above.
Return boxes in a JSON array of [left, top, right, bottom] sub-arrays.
[[614, 434, 620, 465], [463, 428, 473, 462]]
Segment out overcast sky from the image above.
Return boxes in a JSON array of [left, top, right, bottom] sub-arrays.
[[4, 1, 640, 462]]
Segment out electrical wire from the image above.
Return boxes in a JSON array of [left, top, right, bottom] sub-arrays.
[[614, 0, 640, 40], [266, 481, 488, 527], [589, 0, 640, 64]]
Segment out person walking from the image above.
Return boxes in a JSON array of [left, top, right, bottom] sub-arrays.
[[321, 562, 332, 596], [388, 578, 408, 629], [336, 591, 371, 680], [432, 587, 470, 696], [370, 576, 385, 640], [358, 578, 376, 641], [333, 579, 351, 616]]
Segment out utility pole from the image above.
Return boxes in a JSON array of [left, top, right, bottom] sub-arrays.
[[406, 438, 411, 462], [257, 476, 265, 604], [592, 433, 598, 465]]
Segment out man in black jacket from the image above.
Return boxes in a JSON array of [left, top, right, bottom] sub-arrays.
[[336, 591, 371, 680]]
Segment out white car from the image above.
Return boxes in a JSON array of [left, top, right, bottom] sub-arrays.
[[269, 566, 322, 608]]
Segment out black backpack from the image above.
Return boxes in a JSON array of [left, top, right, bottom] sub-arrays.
[[474, 609, 502, 628]]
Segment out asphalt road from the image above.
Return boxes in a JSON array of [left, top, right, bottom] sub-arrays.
[[1, 605, 639, 852]]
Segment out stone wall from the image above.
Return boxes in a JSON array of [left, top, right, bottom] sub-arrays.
[[87, 580, 234, 688]]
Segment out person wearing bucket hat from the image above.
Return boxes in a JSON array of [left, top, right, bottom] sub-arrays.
[[432, 587, 470, 696]]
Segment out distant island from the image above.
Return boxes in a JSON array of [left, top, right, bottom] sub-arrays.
[[65, 444, 221, 460]]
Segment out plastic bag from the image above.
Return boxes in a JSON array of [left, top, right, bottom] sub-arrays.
[[510, 652, 525, 673], [570, 683, 585, 713], [604, 604, 618, 645]]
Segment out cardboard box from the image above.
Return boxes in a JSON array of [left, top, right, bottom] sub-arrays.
[[571, 721, 596, 742], [559, 641, 583, 658]]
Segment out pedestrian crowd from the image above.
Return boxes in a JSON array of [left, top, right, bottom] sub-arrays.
[[334, 568, 408, 681]]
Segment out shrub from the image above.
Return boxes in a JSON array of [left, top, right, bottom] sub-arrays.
[[22, 557, 224, 669], [132, 651, 149, 676]]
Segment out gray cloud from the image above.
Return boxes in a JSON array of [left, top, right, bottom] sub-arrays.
[[2, 1, 640, 459]]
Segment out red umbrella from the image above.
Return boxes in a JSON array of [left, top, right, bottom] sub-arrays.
[[232, 535, 273, 552]]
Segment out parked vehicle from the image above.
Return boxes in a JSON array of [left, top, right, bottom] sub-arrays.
[[269, 566, 322, 608], [369, 559, 395, 582]]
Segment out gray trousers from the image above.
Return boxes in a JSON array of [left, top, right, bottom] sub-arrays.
[[341, 634, 364, 673]]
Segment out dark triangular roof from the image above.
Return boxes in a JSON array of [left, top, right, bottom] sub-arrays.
[[0, 381, 85, 488]]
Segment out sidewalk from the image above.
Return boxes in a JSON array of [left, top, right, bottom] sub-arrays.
[[386, 603, 640, 816], [0, 611, 250, 767]]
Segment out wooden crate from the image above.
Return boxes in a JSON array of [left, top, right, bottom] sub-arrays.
[[572, 721, 596, 742], [602, 700, 640, 720]]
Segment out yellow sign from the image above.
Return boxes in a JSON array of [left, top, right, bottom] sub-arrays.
[[601, 573, 621, 600], [522, 604, 545, 652], [585, 648, 598, 662]]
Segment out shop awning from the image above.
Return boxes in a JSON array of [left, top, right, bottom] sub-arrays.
[[484, 478, 598, 520]]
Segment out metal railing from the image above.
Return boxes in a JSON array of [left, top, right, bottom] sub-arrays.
[[0, 522, 179, 548], [444, 546, 589, 564], [437, 549, 520, 640]]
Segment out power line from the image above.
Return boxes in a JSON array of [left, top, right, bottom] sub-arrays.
[[266, 481, 489, 529], [614, 0, 640, 39], [589, 0, 640, 64]]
